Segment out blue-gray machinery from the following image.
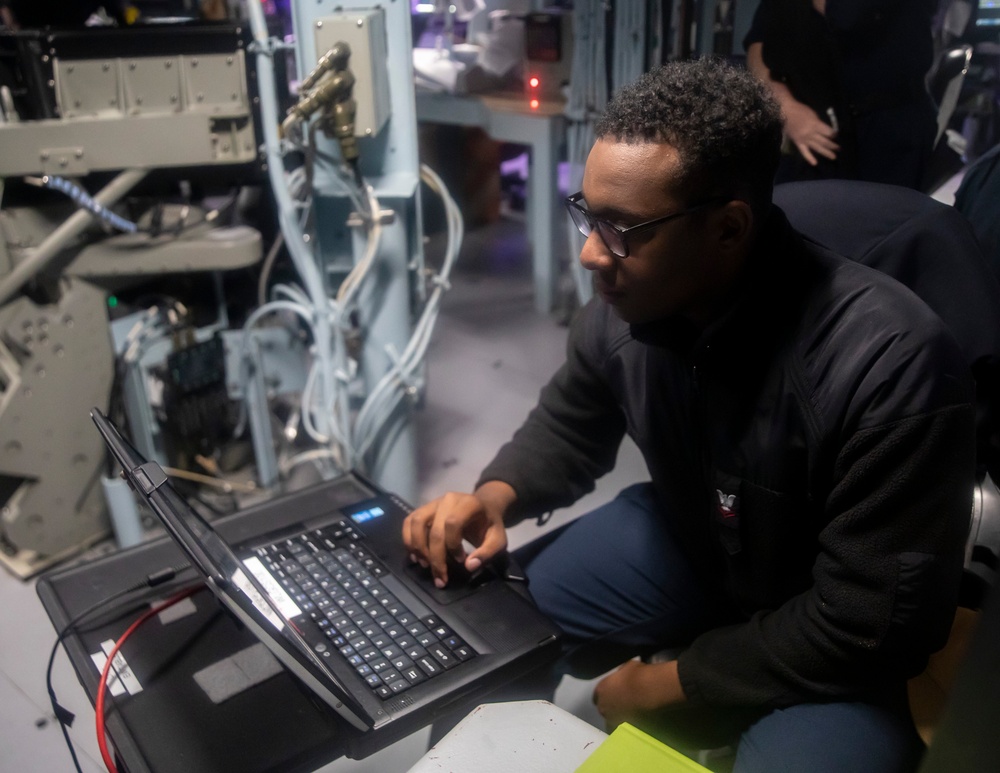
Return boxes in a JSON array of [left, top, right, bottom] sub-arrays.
[[0, 1, 440, 577]]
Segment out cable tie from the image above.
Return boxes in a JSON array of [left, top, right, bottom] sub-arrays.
[[382, 343, 402, 369], [52, 701, 76, 727], [247, 38, 290, 57], [430, 274, 451, 291], [402, 373, 424, 400]]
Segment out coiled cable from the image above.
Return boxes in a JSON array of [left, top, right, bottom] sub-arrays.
[[37, 175, 139, 233]]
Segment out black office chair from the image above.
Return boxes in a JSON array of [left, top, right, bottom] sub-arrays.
[[954, 141, 1000, 283], [775, 179, 1000, 493]]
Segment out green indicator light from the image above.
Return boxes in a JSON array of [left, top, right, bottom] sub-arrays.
[[108, 296, 118, 308]]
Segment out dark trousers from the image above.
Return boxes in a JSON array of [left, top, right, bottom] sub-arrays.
[[513, 483, 925, 773]]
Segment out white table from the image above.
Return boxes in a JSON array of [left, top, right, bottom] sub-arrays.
[[415, 91, 567, 314], [406, 700, 607, 773]]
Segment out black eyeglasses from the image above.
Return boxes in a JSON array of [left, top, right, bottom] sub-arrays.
[[564, 192, 729, 258]]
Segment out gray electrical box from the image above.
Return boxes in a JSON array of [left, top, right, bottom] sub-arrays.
[[313, 9, 391, 138], [0, 26, 259, 178]]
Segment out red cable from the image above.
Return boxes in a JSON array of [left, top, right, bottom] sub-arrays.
[[95, 585, 203, 773]]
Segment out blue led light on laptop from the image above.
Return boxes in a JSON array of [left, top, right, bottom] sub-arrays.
[[350, 506, 385, 524]]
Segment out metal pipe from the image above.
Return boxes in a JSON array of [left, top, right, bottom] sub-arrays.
[[299, 42, 351, 93], [0, 167, 148, 306]]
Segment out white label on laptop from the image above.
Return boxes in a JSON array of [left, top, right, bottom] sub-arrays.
[[91, 641, 143, 696], [236, 560, 301, 626]]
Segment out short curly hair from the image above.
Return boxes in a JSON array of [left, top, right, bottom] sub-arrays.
[[594, 57, 782, 215]]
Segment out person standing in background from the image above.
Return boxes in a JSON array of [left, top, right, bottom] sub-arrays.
[[745, 0, 939, 189]]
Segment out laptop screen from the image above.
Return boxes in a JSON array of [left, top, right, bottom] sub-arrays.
[[90, 407, 372, 728]]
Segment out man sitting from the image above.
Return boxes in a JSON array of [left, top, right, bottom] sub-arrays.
[[405, 58, 975, 773]]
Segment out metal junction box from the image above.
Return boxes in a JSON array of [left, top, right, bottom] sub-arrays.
[[313, 9, 390, 138]]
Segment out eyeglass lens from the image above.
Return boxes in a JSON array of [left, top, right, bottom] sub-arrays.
[[568, 204, 627, 257]]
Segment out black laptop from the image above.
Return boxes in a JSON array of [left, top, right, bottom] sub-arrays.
[[90, 407, 562, 758]]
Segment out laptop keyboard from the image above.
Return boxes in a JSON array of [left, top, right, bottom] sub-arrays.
[[251, 520, 477, 700]]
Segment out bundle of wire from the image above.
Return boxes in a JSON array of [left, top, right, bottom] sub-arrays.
[[37, 174, 139, 233], [95, 585, 204, 773], [45, 566, 195, 773], [245, 0, 341, 457], [351, 164, 462, 462], [241, 162, 461, 477], [242, 0, 464, 481]]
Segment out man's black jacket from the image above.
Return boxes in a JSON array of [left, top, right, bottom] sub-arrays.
[[479, 207, 976, 707]]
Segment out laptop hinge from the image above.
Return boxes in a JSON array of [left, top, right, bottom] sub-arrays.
[[133, 461, 169, 495]]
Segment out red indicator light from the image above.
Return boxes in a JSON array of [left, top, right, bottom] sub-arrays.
[[530, 98, 540, 110], [529, 76, 540, 89]]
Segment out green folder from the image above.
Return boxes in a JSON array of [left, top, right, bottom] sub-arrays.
[[575, 723, 712, 772]]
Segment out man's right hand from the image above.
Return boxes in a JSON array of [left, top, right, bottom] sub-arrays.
[[401, 481, 515, 588]]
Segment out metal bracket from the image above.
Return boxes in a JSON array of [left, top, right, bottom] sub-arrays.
[[134, 461, 169, 495], [346, 207, 395, 228]]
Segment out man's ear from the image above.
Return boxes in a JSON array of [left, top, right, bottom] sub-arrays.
[[712, 199, 754, 254]]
